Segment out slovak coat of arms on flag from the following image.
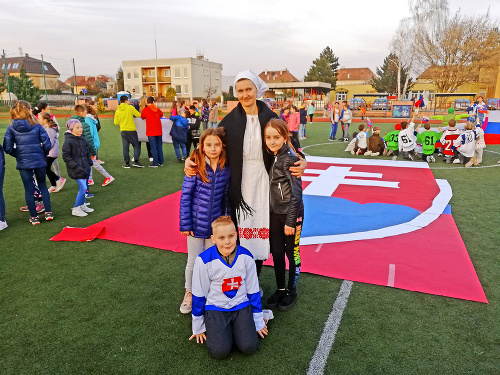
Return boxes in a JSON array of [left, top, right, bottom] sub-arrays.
[[221, 276, 242, 298]]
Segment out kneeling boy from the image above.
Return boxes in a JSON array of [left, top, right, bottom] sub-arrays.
[[190, 216, 268, 359]]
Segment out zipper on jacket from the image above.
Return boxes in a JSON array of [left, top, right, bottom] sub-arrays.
[[278, 183, 284, 200], [209, 167, 216, 225]]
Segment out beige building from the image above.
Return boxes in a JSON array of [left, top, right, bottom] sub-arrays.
[[122, 57, 222, 100]]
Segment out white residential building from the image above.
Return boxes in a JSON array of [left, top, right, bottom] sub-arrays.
[[122, 57, 222, 100]]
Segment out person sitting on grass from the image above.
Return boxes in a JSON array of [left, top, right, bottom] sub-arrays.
[[169, 111, 190, 162], [398, 114, 420, 160], [190, 216, 268, 359], [453, 122, 477, 167], [416, 122, 442, 163], [383, 124, 401, 156], [351, 124, 369, 155], [365, 126, 385, 156], [62, 119, 94, 217], [439, 119, 462, 164], [345, 132, 358, 153]]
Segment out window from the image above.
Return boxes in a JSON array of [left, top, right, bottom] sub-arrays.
[[13, 63, 19, 69], [164, 69, 171, 77], [183, 68, 188, 78], [133, 71, 139, 79], [148, 69, 155, 78], [44, 65, 48, 71], [336, 91, 347, 101], [1, 64, 4, 69], [183, 84, 189, 94], [174, 68, 181, 78], [127, 72, 131, 80], [7, 63, 11, 69], [175, 85, 181, 93], [214, 71, 219, 80]]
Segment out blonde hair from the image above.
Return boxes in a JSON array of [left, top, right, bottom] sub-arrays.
[[139, 95, 148, 112], [211, 216, 235, 232], [10, 101, 37, 125], [464, 122, 475, 130]]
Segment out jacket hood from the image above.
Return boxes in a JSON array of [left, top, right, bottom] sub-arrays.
[[148, 104, 159, 112], [12, 119, 36, 132], [117, 103, 129, 112]]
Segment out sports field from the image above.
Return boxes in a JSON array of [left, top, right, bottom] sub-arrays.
[[0, 115, 498, 374]]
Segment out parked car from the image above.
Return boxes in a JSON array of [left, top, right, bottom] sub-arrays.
[[348, 97, 366, 110], [372, 98, 391, 110], [452, 99, 470, 111], [487, 98, 499, 110], [262, 97, 278, 109]]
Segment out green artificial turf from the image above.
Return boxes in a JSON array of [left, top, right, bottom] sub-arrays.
[[0, 118, 498, 374]]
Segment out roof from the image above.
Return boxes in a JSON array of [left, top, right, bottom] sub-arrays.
[[258, 69, 300, 83], [2, 54, 60, 76], [64, 75, 111, 87], [337, 68, 376, 81]]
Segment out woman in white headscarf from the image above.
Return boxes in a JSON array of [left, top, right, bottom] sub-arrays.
[[185, 70, 306, 274]]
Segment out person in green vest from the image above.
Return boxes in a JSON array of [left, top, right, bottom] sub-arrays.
[[430, 107, 468, 126], [382, 123, 401, 156], [417, 121, 442, 162]]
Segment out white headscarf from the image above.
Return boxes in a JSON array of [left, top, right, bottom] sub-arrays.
[[234, 70, 269, 98]]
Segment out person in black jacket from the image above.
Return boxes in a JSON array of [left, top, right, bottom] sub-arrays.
[[62, 119, 94, 217], [263, 119, 304, 312], [3, 101, 53, 224], [185, 105, 201, 155]]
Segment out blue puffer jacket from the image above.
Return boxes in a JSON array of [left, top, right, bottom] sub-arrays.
[[169, 115, 189, 143], [3, 119, 51, 170], [179, 163, 230, 238]]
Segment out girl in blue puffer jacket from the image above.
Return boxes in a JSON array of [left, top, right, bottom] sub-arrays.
[[178, 128, 230, 314]]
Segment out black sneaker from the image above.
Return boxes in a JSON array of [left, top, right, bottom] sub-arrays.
[[278, 289, 297, 312], [133, 162, 144, 168], [148, 164, 158, 168], [122, 163, 131, 169], [44, 212, 54, 221], [29, 216, 40, 225], [266, 289, 287, 309]]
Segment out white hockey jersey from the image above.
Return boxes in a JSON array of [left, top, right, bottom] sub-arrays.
[[398, 122, 417, 152], [356, 131, 369, 148], [453, 129, 477, 158], [191, 245, 264, 335]]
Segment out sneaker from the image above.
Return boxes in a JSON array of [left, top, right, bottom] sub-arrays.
[[328, 138, 334, 141], [29, 216, 41, 225], [88, 179, 94, 186], [36, 203, 45, 213], [158, 163, 164, 167], [344, 138, 349, 142], [278, 289, 297, 312], [54, 177, 66, 192], [445, 156, 452, 164], [385, 149, 393, 157], [453, 158, 461, 164], [80, 204, 94, 213], [44, 212, 54, 221], [85, 193, 94, 198], [148, 164, 158, 168], [72, 206, 88, 217], [0, 220, 8, 231], [177, 158, 183, 163], [20, 206, 29, 212], [430, 156, 436, 163], [133, 162, 144, 168], [371, 152, 380, 156], [181, 157, 186, 161], [364, 150, 372, 156], [180, 289, 192, 314], [102, 176, 115, 186], [97, 159, 105, 164], [266, 289, 288, 309], [48, 186, 57, 193], [408, 154, 414, 161], [122, 163, 131, 169]]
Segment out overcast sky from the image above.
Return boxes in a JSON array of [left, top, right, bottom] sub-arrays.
[[1, 0, 498, 81]]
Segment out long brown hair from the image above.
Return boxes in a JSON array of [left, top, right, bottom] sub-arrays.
[[39, 112, 58, 129], [11, 101, 37, 125], [190, 128, 227, 183], [264, 118, 296, 153]]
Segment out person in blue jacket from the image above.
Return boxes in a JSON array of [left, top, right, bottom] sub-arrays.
[[178, 128, 230, 314], [3, 101, 53, 224], [169, 112, 190, 162]]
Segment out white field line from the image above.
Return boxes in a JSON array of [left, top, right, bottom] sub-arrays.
[[307, 280, 353, 375]]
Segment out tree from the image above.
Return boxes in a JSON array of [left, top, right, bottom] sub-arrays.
[[165, 87, 176, 101], [320, 46, 340, 78], [370, 53, 414, 95], [304, 56, 337, 94], [116, 66, 124, 92], [414, 9, 500, 95], [11, 65, 41, 106]]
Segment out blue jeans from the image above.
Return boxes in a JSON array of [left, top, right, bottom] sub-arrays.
[[330, 122, 338, 139], [75, 179, 87, 207], [19, 168, 52, 217], [148, 135, 164, 166], [0, 165, 5, 221], [209, 122, 217, 129], [172, 139, 187, 160]]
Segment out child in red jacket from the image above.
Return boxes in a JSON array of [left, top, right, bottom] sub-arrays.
[[141, 96, 164, 167]]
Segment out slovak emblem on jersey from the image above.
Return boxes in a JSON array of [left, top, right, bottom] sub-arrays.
[[222, 276, 242, 298]]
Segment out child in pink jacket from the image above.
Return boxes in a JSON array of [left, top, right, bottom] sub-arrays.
[[288, 105, 301, 151]]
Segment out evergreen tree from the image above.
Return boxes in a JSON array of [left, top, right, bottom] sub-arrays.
[[304, 57, 337, 93], [116, 66, 124, 92], [370, 53, 414, 95], [11, 65, 41, 106], [320, 46, 340, 75]]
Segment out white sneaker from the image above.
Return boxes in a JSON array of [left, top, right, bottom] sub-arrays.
[[72, 206, 88, 217], [180, 289, 192, 314], [453, 159, 461, 164], [371, 152, 380, 156], [80, 204, 94, 213], [48, 186, 57, 193], [54, 177, 66, 192], [0, 220, 8, 231], [364, 150, 372, 156]]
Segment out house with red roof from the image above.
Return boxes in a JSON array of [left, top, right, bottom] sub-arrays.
[[1, 54, 60, 89]]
